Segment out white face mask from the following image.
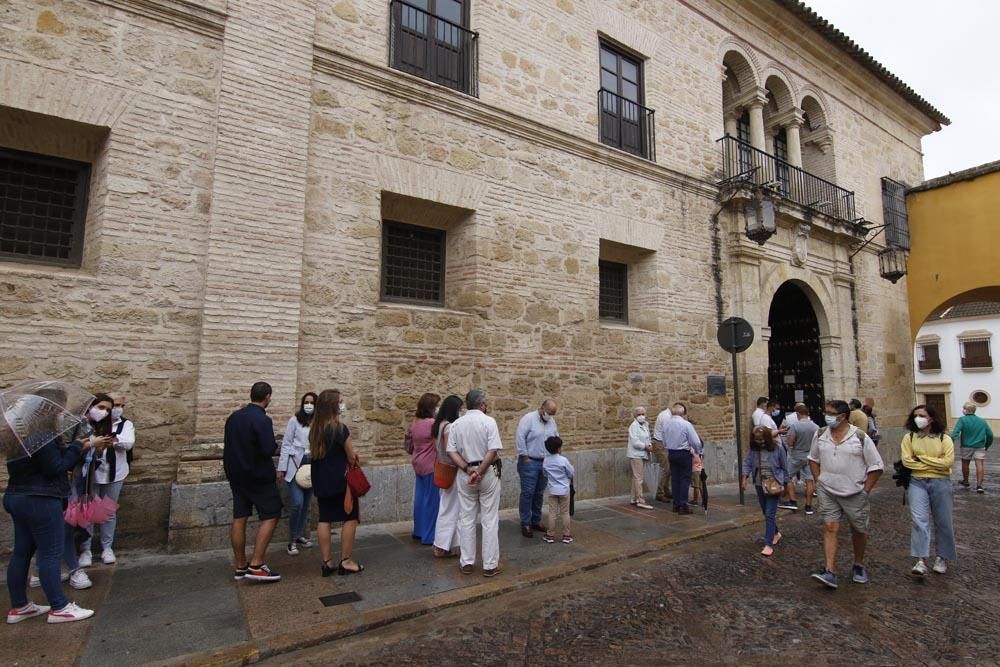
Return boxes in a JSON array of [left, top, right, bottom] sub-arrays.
[[339, 402, 346, 416], [636, 415, 647, 424], [89, 407, 109, 423], [303, 404, 314, 415], [824, 415, 839, 427], [914, 416, 930, 430], [433, 407, 439, 417], [111, 407, 124, 421]]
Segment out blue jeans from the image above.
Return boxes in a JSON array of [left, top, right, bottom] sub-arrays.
[[4, 494, 69, 610], [908, 477, 957, 560], [517, 458, 546, 527], [755, 485, 780, 546], [287, 479, 313, 543], [668, 449, 693, 509]]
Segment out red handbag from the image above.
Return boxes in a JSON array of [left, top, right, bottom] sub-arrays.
[[345, 463, 371, 498]]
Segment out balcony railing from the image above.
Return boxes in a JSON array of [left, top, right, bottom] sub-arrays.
[[598, 89, 656, 161], [961, 356, 993, 370], [718, 135, 856, 223], [918, 359, 941, 371], [389, 0, 478, 97]]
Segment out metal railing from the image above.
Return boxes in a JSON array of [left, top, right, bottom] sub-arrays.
[[389, 0, 478, 97], [598, 89, 656, 161], [718, 135, 856, 223]]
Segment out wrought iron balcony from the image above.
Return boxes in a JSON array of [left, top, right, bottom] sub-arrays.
[[718, 135, 857, 223], [598, 89, 656, 161], [389, 0, 478, 97]]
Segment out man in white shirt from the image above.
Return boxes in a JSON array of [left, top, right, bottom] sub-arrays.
[[447, 389, 504, 577], [650, 407, 673, 502], [654, 403, 703, 515], [514, 400, 559, 538], [751, 396, 769, 429]]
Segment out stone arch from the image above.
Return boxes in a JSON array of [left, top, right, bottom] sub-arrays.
[[798, 92, 837, 184], [762, 68, 796, 113], [758, 264, 835, 339], [720, 43, 761, 114], [799, 92, 830, 131]]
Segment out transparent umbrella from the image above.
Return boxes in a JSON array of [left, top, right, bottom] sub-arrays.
[[0, 380, 95, 461]]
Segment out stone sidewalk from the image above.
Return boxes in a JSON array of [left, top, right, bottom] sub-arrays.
[[1, 484, 760, 667]]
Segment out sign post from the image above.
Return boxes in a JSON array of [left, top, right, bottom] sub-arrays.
[[717, 316, 754, 505]]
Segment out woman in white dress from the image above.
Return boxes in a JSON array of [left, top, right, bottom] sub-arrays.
[[431, 395, 463, 558]]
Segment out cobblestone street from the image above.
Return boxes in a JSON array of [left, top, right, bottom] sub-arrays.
[[275, 463, 1000, 666]]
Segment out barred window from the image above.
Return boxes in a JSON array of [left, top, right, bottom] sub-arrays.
[[381, 220, 446, 305], [0, 148, 90, 267], [599, 260, 628, 323], [880, 177, 910, 250], [961, 339, 992, 370], [918, 343, 941, 371]]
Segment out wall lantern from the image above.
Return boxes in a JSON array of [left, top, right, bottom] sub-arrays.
[[745, 198, 776, 245], [877, 245, 907, 284]]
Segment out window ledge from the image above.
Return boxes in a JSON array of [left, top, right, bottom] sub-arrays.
[[917, 367, 942, 374], [961, 366, 993, 373], [377, 301, 471, 318], [600, 322, 657, 334], [0, 261, 97, 281]]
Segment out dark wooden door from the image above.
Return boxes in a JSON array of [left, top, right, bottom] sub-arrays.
[[924, 393, 948, 423]]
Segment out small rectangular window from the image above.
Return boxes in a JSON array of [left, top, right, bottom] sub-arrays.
[[599, 260, 628, 323], [881, 177, 910, 250], [381, 220, 446, 305], [918, 343, 941, 371], [961, 340, 992, 369], [0, 148, 90, 267]]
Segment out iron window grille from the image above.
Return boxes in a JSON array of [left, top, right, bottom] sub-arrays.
[[918, 343, 941, 371], [773, 128, 790, 196], [389, 0, 478, 97], [0, 148, 90, 267], [880, 177, 911, 250], [599, 260, 628, 323], [381, 220, 446, 306], [597, 43, 655, 161]]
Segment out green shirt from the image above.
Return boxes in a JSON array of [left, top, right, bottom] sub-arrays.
[[951, 414, 994, 449]]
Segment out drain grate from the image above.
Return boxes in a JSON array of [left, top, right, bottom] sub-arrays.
[[319, 592, 361, 607]]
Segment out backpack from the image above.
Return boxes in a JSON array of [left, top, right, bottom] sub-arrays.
[[115, 419, 133, 465]]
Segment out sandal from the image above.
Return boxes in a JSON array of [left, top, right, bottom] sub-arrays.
[[772, 532, 783, 546], [337, 558, 365, 575], [321, 559, 336, 577], [761, 546, 774, 557]]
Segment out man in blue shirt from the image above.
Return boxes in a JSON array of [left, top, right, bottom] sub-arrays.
[[223, 381, 282, 582], [653, 403, 703, 515], [514, 400, 559, 537]]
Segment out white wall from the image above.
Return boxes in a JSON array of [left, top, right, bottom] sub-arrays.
[[914, 315, 998, 427]]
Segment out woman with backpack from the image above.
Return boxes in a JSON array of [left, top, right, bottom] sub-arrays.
[[309, 389, 364, 576], [901, 404, 956, 577], [278, 392, 317, 556]]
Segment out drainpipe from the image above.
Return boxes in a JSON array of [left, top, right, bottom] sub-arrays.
[[848, 255, 862, 392]]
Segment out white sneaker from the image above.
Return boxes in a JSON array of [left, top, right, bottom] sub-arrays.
[[911, 559, 928, 577], [636, 502, 654, 510], [286, 543, 299, 556], [101, 549, 116, 565], [47, 602, 94, 624], [932, 557, 948, 574], [69, 570, 92, 590], [294, 537, 313, 548], [77, 551, 92, 568], [7, 601, 50, 624], [29, 572, 69, 588]]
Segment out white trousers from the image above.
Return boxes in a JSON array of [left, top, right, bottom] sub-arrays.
[[433, 484, 462, 551], [457, 468, 501, 569]]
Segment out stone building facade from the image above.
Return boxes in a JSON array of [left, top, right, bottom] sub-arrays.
[[0, 0, 945, 549]]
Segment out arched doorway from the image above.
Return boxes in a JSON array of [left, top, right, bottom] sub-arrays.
[[768, 282, 825, 423]]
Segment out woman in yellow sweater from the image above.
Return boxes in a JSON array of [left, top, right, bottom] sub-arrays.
[[901, 404, 956, 577]]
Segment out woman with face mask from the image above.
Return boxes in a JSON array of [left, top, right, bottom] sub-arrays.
[[277, 392, 318, 556], [626, 407, 654, 509], [76, 394, 116, 570], [741, 426, 788, 557], [405, 393, 441, 546], [901, 404, 956, 577]]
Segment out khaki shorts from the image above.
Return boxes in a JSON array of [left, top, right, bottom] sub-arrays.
[[816, 484, 870, 534], [960, 447, 987, 461]]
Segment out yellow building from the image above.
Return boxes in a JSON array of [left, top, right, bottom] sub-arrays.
[[906, 161, 1000, 338]]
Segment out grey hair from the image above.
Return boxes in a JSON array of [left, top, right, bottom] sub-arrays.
[[633, 406, 646, 415], [963, 402, 977, 414], [541, 398, 556, 410], [466, 388, 487, 410]]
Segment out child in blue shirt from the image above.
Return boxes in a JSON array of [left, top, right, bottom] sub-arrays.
[[542, 436, 575, 544]]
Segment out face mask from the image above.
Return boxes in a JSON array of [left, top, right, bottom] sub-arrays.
[[89, 407, 109, 423], [636, 415, 647, 424], [433, 407, 439, 417], [824, 415, 839, 427], [914, 416, 930, 430], [111, 407, 124, 421], [772, 410, 781, 417], [339, 402, 346, 416], [303, 404, 314, 415]]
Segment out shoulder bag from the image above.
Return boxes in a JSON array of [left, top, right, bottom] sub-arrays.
[[434, 460, 457, 489], [346, 462, 371, 497], [758, 451, 783, 496]]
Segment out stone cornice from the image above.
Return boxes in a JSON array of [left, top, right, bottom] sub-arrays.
[[92, 0, 227, 39], [312, 45, 719, 200]]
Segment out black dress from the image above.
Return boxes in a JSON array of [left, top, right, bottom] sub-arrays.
[[312, 424, 360, 523]]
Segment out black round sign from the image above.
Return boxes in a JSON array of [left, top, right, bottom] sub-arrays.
[[717, 317, 754, 353]]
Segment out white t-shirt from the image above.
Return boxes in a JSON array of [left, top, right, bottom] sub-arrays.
[[447, 409, 503, 462]]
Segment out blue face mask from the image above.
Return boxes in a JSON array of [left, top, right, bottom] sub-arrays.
[[824, 415, 839, 427], [772, 410, 781, 417]]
